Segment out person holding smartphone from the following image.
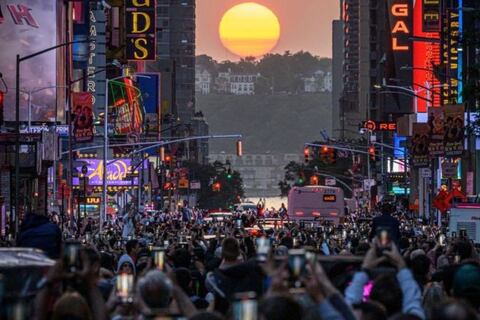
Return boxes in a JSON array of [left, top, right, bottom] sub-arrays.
[[345, 240, 425, 319]]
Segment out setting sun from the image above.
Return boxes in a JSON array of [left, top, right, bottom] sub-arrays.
[[219, 2, 281, 58]]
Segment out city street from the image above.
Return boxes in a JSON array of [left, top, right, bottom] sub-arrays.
[[0, 1, 480, 320]]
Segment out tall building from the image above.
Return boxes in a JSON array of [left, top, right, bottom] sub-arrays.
[[148, 0, 196, 124], [331, 18, 344, 138]]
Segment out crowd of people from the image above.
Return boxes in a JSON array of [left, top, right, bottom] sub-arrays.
[[1, 202, 479, 320]]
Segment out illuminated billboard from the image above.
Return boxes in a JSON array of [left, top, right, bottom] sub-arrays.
[[413, 0, 441, 113], [0, 1, 58, 121], [72, 158, 147, 186]]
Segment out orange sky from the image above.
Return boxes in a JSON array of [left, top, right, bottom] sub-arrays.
[[196, 0, 340, 61]]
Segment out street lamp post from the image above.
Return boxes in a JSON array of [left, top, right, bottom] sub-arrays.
[[14, 40, 88, 237]]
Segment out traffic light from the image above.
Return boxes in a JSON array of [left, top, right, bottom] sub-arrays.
[[368, 146, 376, 161], [165, 154, 172, 166], [159, 147, 165, 162], [320, 146, 335, 164], [236, 140, 243, 157], [310, 175, 319, 185], [212, 182, 221, 192], [226, 168, 232, 179], [304, 147, 311, 163]]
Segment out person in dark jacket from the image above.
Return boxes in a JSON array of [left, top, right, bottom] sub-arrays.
[[369, 202, 400, 245], [17, 213, 62, 259]]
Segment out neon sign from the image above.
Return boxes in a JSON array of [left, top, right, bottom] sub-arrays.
[[391, 3, 410, 51]]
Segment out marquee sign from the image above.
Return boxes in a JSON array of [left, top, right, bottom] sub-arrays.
[[125, 0, 156, 61], [72, 158, 147, 186]]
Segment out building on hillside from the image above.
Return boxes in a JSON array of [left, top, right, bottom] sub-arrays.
[[214, 69, 260, 95], [195, 66, 212, 95], [208, 152, 302, 197], [303, 70, 332, 93]]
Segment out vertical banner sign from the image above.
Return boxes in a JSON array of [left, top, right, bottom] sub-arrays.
[[443, 104, 464, 156], [413, 0, 441, 113], [125, 0, 156, 61], [442, 7, 459, 105], [72, 92, 94, 142], [386, 0, 413, 113], [88, 5, 106, 115], [428, 106, 444, 156], [411, 123, 430, 167], [422, 0, 440, 32]]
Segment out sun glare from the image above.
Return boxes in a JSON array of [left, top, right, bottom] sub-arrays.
[[219, 2, 281, 58]]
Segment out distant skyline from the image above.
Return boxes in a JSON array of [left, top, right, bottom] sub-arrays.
[[196, 0, 339, 61]]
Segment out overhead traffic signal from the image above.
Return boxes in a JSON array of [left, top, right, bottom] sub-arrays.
[[304, 147, 311, 163], [236, 140, 243, 157], [320, 146, 336, 164], [212, 182, 221, 192], [226, 168, 233, 179], [368, 146, 376, 161]]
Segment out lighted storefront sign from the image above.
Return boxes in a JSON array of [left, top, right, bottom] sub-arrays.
[[125, 0, 156, 61], [363, 120, 397, 132], [72, 158, 147, 186]]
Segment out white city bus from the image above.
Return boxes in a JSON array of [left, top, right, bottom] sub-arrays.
[[287, 186, 345, 223]]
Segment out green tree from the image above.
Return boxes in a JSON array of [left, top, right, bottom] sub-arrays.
[[183, 161, 244, 209]]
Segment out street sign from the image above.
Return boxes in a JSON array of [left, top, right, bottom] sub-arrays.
[[420, 168, 432, 178], [442, 163, 457, 179], [325, 178, 336, 186], [190, 181, 201, 190]]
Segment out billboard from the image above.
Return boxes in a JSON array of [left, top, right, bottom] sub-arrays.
[[411, 123, 430, 167], [72, 92, 94, 142], [443, 104, 464, 156], [111, 78, 145, 135], [125, 0, 156, 61], [0, 1, 58, 121], [428, 106, 444, 156], [413, 0, 441, 113], [72, 158, 147, 186], [442, 5, 460, 105]]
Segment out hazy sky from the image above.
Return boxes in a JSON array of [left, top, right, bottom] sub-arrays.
[[196, 0, 340, 61]]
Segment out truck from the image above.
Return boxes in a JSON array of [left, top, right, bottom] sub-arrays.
[[448, 204, 480, 243]]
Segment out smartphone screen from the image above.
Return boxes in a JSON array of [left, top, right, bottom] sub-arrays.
[[233, 292, 257, 320], [116, 273, 134, 303], [378, 229, 391, 248], [235, 219, 243, 229], [288, 249, 306, 288], [153, 250, 165, 271], [63, 241, 81, 273], [256, 237, 270, 262], [438, 234, 446, 246]]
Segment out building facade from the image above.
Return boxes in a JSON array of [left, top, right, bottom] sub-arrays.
[[195, 66, 212, 95]]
